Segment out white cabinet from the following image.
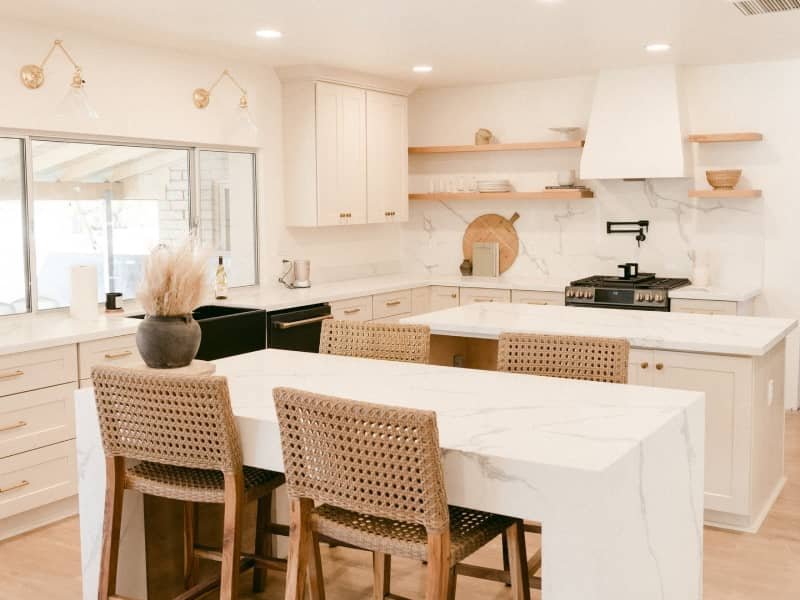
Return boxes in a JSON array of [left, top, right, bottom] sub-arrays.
[[282, 78, 409, 227], [78, 334, 140, 380], [430, 287, 460, 311], [671, 298, 753, 316], [629, 345, 782, 526], [511, 290, 564, 306], [316, 82, 367, 226], [330, 296, 373, 322], [372, 290, 412, 321], [411, 287, 431, 315], [459, 288, 511, 305], [367, 90, 408, 224]]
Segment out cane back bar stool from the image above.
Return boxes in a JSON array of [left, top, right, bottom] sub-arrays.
[[273, 386, 531, 600], [319, 319, 431, 364], [92, 366, 287, 600], [491, 332, 631, 589]]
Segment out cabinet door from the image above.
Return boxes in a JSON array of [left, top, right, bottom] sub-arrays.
[[430, 287, 459, 311], [671, 299, 737, 315], [459, 288, 511, 305], [366, 91, 408, 224], [411, 287, 431, 315], [511, 290, 564, 306], [315, 82, 366, 226], [652, 350, 752, 514], [627, 349, 654, 386]]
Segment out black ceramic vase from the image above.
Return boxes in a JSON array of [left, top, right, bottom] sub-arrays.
[[136, 314, 201, 368]]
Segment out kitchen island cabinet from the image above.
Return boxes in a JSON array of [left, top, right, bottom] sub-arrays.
[[404, 303, 796, 532], [75, 349, 704, 600]]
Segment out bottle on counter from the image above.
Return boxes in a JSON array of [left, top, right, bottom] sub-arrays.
[[214, 256, 228, 299]]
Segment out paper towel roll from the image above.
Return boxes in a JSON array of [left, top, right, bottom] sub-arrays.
[[70, 265, 99, 320]]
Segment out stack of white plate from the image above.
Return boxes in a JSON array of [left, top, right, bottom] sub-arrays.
[[477, 179, 512, 193]]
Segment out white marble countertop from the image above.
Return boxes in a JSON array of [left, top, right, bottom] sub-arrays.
[[73, 348, 705, 600], [403, 303, 796, 356], [0, 271, 763, 357]]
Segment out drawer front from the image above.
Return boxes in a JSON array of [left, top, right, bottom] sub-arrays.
[[430, 287, 459, 312], [78, 334, 141, 380], [511, 290, 564, 306], [0, 383, 77, 459], [0, 345, 78, 398], [671, 299, 737, 315], [0, 440, 77, 520], [373, 290, 412, 320], [331, 296, 373, 322], [459, 287, 511, 305], [371, 313, 412, 325]]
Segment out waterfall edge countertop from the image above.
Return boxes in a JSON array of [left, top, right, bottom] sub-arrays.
[[75, 349, 704, 600], [402, 303, 797, 356]]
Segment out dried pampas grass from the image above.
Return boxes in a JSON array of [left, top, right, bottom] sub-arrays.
[[137, 238, 209, 317]]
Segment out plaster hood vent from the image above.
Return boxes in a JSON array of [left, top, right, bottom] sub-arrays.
[[580, 65, 691, 180], [730, 0, 800, 15]]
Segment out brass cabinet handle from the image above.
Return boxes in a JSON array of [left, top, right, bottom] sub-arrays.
[[526, 300, 548, 305], [343, 308, 361, 315], [104, 350, 133, 360], [450, 293, 457, 298], [0, 370, 24, 381], [655, 363, 664, 370], [640, 362, 649, 369], [0, 421, 27, 433], [0, 480, 29, 494], [275, 315, 333, 329], [385, 300, 402, 307], [474, 298, 494, 303]]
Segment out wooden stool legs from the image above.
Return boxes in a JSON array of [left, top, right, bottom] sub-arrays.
[[220, 472, 244, 599], [505, 521, 531, 600], [253, 494, 273, 592], [372, 553, 391, 599], [98, 457, 125, 600], [183, 502, 200, 588]]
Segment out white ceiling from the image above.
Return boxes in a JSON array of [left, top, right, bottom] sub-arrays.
[[3, 0, 800, 87]]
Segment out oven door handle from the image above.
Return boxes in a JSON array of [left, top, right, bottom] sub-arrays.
[[273, 315, 333, 330]]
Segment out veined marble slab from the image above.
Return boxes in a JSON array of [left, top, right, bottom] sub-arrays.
[[403, 303, 796, 356], [76, 349, 704, 600]]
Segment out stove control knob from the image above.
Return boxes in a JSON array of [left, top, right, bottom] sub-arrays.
[[647, 294, 654, 302], [567, 290, 574, 298], [655, 294, 664, 302], [578, 291, 586, 298], [587, 290, 594, 299], [636, 294, 643, 302]]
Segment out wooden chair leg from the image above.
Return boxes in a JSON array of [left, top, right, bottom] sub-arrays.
[[505, 521, 531, 600], [98, 456, 125, 600], [253, 494, 273, 592], [285, 497, 314, 600], [183, 501, 199, 589], [307, 530, 326, 600], [501, 531, 511, 587], [425, 530, 452, 600], [446, 566, 457, 600], [372, 552, 391, 600], [220, 472, 244, 600]]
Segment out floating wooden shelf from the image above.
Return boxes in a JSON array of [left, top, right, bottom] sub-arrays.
[[688, 189, 762, 198], [687, 132, 763, 143], [409, 190, 594, 201], [408, 140, 585, 154]]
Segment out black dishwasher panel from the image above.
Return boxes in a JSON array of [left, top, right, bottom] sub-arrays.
[[267, 303, 332, 353]]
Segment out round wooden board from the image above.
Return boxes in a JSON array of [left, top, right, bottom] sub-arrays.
[[462, 212, 521, 274]]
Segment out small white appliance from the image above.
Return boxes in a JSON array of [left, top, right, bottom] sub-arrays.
[[279, 259, 312, 289]]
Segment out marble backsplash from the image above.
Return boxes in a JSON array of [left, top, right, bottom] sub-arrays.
[[403, 174, 764, 287]]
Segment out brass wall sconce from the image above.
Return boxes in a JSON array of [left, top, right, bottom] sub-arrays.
[[20, 39, 99, 119], [193, 69, 257, 132]]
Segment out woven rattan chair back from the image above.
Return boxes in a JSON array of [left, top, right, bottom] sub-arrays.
[[497, 332, 630, 384], [319, 319, 431, 363], [91, 365, 242, 473], [273, 387, 450, 532]]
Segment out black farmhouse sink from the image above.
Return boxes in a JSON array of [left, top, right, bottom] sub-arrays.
[[128, 305, 266, 360]]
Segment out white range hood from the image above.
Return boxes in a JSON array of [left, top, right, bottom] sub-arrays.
[[580, 65, 692, 180]]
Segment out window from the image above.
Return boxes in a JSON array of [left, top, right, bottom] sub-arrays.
[[197, 151, 257, 287], [1, 134, 258, 316], [0, 138, 27, 315]]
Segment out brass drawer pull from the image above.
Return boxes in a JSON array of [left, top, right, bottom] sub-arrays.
[[0, 370, 24, 381], [474, 298, 494, 303], [640, 362, 649, 369], [450, 293, 457, 298], [104, 350, 133, 360], [385, 300, 402, 307], [0, 480, 30, 494], [0, 421, 27, 433], [655, 363, 664, 370], [526, 301, 548, 305], [343, 308, 361, 315]]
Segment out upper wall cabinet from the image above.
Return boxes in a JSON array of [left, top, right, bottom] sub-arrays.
[[282, 75, 410, 227], [367, 90, 408, 223]]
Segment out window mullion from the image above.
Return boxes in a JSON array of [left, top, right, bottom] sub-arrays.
[[22, 136, 38, 314]]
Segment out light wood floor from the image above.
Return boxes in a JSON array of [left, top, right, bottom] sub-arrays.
[[2, 414, 798, 600]]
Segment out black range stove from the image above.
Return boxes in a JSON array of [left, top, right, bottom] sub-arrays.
[[565, 263, 690, 311]]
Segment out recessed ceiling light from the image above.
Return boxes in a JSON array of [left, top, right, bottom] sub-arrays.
[[256, 29, 282, 39], [645, 42, 671, 53], [412, 65, 433, 73]]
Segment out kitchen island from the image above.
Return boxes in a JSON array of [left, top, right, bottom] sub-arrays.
[[403, 303, 797, 532], [75, 348, 704, 600]]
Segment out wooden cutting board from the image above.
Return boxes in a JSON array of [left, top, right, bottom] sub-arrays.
[[462, 212, 521, 274]]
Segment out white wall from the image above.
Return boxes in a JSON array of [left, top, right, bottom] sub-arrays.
[[0, 19, 406, 286], [405, 60, 800, 407]]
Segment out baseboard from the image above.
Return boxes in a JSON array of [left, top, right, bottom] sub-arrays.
[[0, 495, 78, 542], [703, 477, 787, 534]]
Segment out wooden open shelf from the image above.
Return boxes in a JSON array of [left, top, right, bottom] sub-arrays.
[[409, 190, 594, 201], [687, 132, 763, 143], [408, 140, 585, 154], [688, 189, 762, 199]]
